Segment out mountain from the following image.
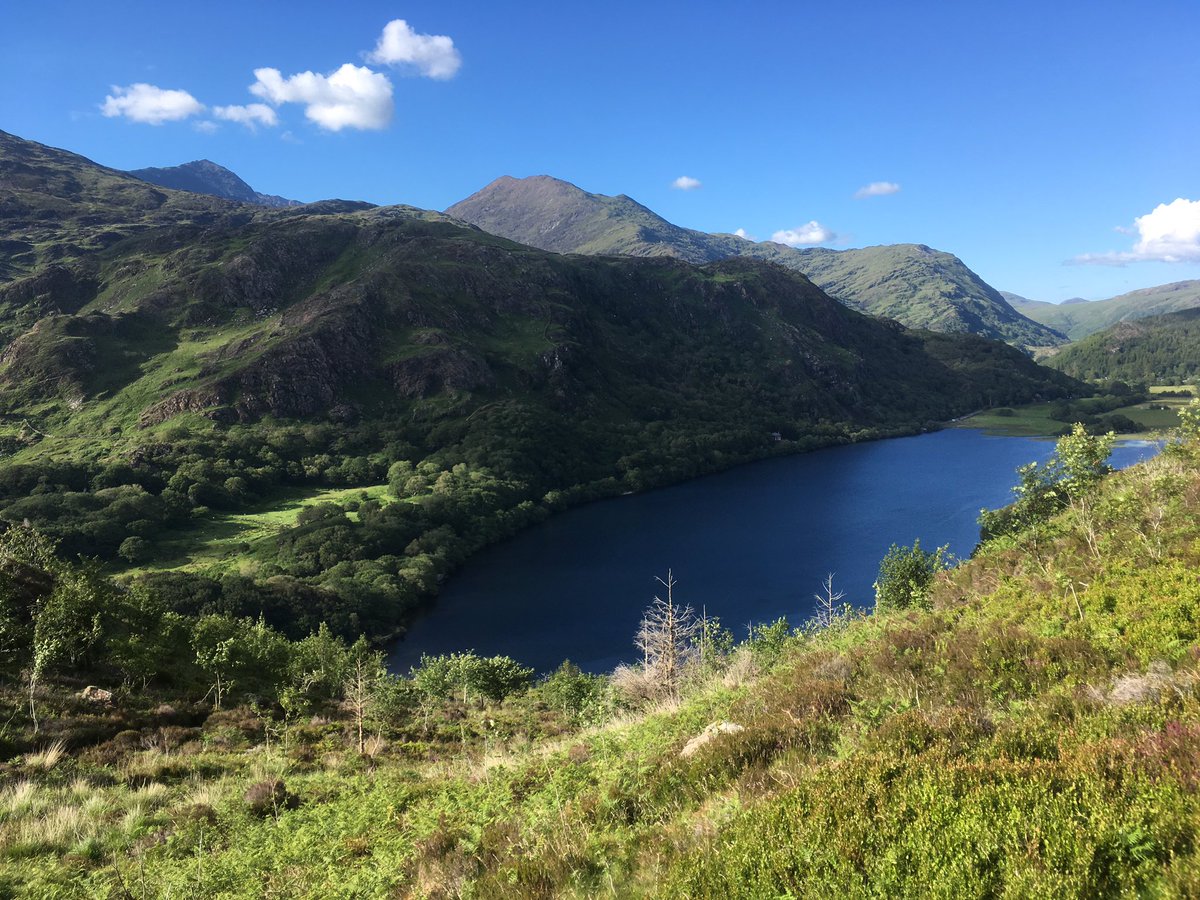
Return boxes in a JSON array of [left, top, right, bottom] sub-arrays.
[[0, 130, 239, 281], [447, 175, 1065, 350], [8, 130, 1190, 898], [1044, 306, 1200, 384], [128, 159, 301, 207], [0, 129, 1078, 643], [1007, 281, 1200, 341]]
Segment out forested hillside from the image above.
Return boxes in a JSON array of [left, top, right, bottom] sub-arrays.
[[0, 130, 1079, 647], [1046, 307, 1200, 384]]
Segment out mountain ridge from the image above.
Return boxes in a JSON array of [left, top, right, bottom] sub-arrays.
[[1006, 281, 1200, 340], [127, 159, 302, 208], [447, 175, 1065, 350]]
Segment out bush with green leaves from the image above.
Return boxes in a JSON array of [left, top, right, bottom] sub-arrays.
[[979, 422, 1115, 543], [537, 661, 612, 724], [410, 651, 534, 707], [191, 615, 292, 708], [873, 539, 948, 613]]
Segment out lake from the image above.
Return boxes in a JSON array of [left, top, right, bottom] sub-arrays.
[[387, 429, 1160, 674]]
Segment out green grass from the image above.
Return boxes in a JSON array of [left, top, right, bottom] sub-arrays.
[[952, 401, 1072, 436], [956, 386, 1195, 437], [119, 483, 394, 576]]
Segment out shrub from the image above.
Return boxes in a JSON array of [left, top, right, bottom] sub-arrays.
[[873, 539, 948, 613], [243, 778, 293, 817]]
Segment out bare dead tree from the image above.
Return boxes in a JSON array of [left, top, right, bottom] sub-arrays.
[[813, 572, 846, 629], [635, 570, 701, 699], [342, 646, 384, 755]]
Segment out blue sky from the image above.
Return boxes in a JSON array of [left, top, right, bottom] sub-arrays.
[[4, 0, 1198, 302]]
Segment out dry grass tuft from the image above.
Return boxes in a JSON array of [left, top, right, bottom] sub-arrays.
[[721, 647, 760, 689], [23, 740, 68, 772]]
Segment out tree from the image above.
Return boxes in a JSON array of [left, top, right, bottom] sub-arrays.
[[118, 536, 151, 563], [692, 612, 734, 672], [409, 650, 532, 708], [979, 423, 1115, 550], [634, 570, 700, 699], [288, 622, 351, 705], [873, 540, 948, 614], [813, 573, 846, 629], [1055, 423, 1114, 499], [538, 661, 610, 723], [471, 655, 534, 703], [342, 638, 386, 755], [1168, 398, 1200, 458], [1054, 423, 1114, 558], [191, 615, 290, 708]]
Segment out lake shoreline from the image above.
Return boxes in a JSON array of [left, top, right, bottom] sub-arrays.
[[387, 430, 1162, 675]]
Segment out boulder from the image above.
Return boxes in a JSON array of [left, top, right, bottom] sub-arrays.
[[680, 721, 745, 758], [77, 685, 114, 706]]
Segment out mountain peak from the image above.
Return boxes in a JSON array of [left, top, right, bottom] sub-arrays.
[[447, 176, 1064, 350], [127, 159, 300, 208], [447, 174, 674, 256]]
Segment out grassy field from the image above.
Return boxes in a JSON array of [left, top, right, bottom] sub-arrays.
[[119, 483, 394, 577], [953, 402, 1071, 436], [955, 385, 1196, 437]]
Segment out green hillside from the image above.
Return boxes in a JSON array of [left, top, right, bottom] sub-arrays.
[[1007, 281, 1200, 341], [0, 130, 1079, 650], [3, 412, 1199, 896], [1045, 307, 1200, 384], [448, 176, 1065, 350]]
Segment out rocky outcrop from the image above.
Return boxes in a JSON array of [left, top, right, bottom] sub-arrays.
[[389, 348, 494, 398], [0, 265, 99, 317], [139, 387, 227, 427]]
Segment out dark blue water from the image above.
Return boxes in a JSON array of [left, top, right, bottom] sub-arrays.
[[387, 430, 1159, 674]]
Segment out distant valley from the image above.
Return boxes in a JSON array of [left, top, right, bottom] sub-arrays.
[[1004, 281, 1200, 340]]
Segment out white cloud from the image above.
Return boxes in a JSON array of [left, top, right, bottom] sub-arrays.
[[101, 83, 204, 124], [1072, 198, 1200, 266], [213, 103, 279, 129], [733, 228, 756, 240], [367, 19, 462, 79], [672, 175, 702, 191], [854, 181, 901, 199], [193, 120, 219, 134], [770, 222, 836, 247], [250, 64, 393, 131]]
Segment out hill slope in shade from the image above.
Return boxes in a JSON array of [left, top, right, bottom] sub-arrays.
[[1007, 281, 1200, 340], [1045, 306, 1200, 383], [448, 175, 1065, 350], [128, 159, 302, 208]]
